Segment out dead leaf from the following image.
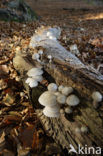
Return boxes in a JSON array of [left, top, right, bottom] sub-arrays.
[[3, 93, 15, 106], [0, 79, 7, 90]]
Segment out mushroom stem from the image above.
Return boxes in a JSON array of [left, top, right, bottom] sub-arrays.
[[40, 54, 43, 61], [93, 101, 99, 109], [37, 58, 41, 62], [48, 55, 52, 66]]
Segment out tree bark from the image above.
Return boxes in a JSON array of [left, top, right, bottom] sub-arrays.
[[13, 27, 103, 155]]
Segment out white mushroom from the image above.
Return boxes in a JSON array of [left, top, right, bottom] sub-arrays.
[[60, 109, 65, 114], [44, 105, 60, 113], [29, 81, 38, 88], [70, 44, 80, 56], [38, 49, 43, 55], [20, 92, 25, 97], [61, 87, 73, 96], [47, 83, 58, 92], [38, 49, 43, 60], [25, 78, 38, 88], [38, 91, 57, 107], [66, 94, 80, 106], [75, 127, 81, 133], [81, 126, 88, 133], [47, 55, 52, 63], [31, 75, 43, 82], [43, 107, 60, 117], [58, 85, 64, 92], [43, 104, 60, 118], [64, 107, 72, 114], [57, 94, 66, 104], [54, 91, 61, 97], [27, 68, 43, 77], [32, 53, 40, 60], [25, 77, 34, 84], [92, 91, 102, 108]]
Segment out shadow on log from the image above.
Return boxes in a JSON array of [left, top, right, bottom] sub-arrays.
[[13, 26, 103, 155]]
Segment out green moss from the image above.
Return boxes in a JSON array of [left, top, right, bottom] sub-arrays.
[[0, 0, 39, 22]]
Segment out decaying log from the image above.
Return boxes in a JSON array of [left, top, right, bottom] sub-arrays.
[[13, 27, 103, 154]]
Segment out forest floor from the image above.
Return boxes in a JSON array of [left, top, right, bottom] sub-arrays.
[[0, 0, 103, 155]]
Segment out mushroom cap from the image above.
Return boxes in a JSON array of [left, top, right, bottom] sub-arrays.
[[81, 126, 88, 133], [47, 83, 58, 92], [29, 80, 38, 88], [60, 109, 65, 114], [25, 78, 38, 88], [66, 94, 80, 106], [25, 77, 32, 84], [38, 49, 43, 55], [32, 75, 43, 82], [92, 91, 102, 102], [27, 68, 43, 77], [38, 91, 57, 106], [75, 127, 81, 133], [47, 55, 52, 59], [54, 91, 61, 97], [32, 53, 40, 60], [43, 107, 60, 118], [44, 105, 60, 113], [57, 94, 66, 104], [65, 107, 72, 114], [58, 85, 64, 92], [61, 87, 73, 96]]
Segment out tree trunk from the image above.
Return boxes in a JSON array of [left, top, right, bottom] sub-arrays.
[[13, 27, 103, 155]]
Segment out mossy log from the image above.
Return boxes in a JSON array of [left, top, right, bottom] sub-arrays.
[[13, 27, 103, 155], [0, 0, 38, 22]]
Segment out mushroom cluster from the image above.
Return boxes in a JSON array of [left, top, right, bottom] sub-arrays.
[[75, 126, 88, 134], [25, 67, 43, 88], [38, 83, 60, 117], [32, 49, 43, 63], [38, 83, 80, 118]]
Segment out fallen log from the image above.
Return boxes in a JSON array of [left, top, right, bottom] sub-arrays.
[[13, 27, 103, 155]]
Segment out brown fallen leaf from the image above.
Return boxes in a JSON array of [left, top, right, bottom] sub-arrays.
[[17, 144, 31, 156], [0, 53, 14, 65], [3, 93, 15, 106], [0, 79, 7, 91], [0, 65, 9, 79], [0, 149, 14, 156], [0, 131, 6, 151], [1, 115, 21, 127], [40, 79, 49, 86], [0, 131, 5, 144]]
